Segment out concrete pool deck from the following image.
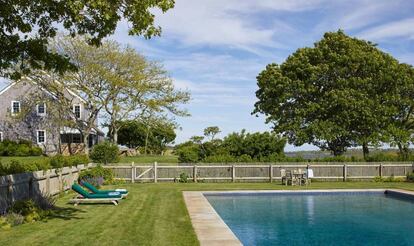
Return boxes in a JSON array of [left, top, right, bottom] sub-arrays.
[[183, 191, 242, 246], [183, 189, 414, 246]]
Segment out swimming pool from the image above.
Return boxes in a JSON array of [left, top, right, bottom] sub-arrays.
[[205, 191, 414, 246]]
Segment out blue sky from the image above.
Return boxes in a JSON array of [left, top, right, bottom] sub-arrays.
[[1, 0, 414, 151]]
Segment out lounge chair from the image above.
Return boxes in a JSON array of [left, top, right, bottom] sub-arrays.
[[81, 181, 129, 198], [70, 184, 122, 206]]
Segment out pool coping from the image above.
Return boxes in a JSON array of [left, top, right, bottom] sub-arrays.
[[183, 189, 414, 246]]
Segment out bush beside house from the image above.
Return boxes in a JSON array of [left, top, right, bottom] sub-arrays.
[[0, 140, 43, 157], [90, 142, 119, 164]]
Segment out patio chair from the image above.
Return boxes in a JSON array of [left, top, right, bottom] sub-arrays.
[[281, 169, 295, 186], [70, 183, 122, 206], [81, 181, 128, 198]]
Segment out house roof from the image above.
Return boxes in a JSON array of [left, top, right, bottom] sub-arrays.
[[0, 81, 17, 96], [0, 76, 87, 104]]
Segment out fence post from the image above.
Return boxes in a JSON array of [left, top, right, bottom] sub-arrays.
[[269, 164, 273, 183], [232, 165, 235, 183], [28, 177, 33, 199], [343, 164, 347, 182], [154, 162, 158, 183], [58, 170, 63, 193], [46, 171, 50, 194], [69, 166, 73, 187], [7, 176, 14, 207], [379, 164, 383, 178], [193, 165, 197, 183], [131, 162, 135, 183]]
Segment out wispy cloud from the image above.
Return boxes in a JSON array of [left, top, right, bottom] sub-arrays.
[[358, 18, 414, 40], [151, 0, 325, 52]]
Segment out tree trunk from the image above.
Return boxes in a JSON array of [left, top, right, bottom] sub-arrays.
[[82, 133, 89, 155], [113, 129, 118, 144], [362, 143, 369, 160], [144, 127, 150, 155], [332, 149, 344, 156], [398, 142, 410, 161]]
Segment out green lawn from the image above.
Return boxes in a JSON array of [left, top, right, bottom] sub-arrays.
[[1, 181, 414, 245]]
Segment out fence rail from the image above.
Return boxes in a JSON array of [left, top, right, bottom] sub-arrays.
[[104, 162, 414, 183], [0, 164, 95, 212]]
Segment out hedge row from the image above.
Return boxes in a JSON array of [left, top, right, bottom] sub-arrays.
[[0, 155, 89, 176], [0, 140, 43, 157]]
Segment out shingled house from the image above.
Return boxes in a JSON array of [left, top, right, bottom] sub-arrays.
[[0, 80, 104, 154]]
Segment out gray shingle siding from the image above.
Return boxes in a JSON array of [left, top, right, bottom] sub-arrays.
[[0, 81, 97, 154]]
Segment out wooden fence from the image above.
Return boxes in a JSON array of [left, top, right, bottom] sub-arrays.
[[104, 162, 414, 183], [0, 164, 95, 213]]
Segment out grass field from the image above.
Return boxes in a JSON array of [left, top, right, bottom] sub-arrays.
[[1, 181, 414, 245]]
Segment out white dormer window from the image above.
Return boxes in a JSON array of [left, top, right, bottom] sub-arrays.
[[11, 101, 20, 115], [37, 130, 46, 144], [37, 103, 46, 116], [73, 104, 81, 119]]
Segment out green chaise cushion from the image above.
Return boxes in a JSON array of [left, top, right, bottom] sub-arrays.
[[82, 181, 128, 195], [72, 184, 122, 199]]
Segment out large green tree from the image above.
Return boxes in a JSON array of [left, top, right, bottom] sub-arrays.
[[385, 63, 414, 159], [27, 35, 189, 153], [117, 119, 176, 154], [1, 0, 174, 79], [253, 30, 406, 157], [204, 126, 221, 141]]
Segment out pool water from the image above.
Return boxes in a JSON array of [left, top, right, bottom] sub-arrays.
[[206, 192, 414, 246]]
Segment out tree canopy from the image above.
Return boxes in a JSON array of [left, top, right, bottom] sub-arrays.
[[117, 119, 176, 154], [1, 0, 175, 79], [175, 128, 286, 163], [253, 30, 414, 157], [24, 35, 189, 153], [204, 126, 221, 141]]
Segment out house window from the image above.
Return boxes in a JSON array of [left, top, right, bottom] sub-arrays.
[[37, 130, 46, 144], [11, 101, 20, 115], [37, 103, 46, 116], [0, 132, 3, 142], [73, 105, 81, 119], [61, 134, 82, 144]]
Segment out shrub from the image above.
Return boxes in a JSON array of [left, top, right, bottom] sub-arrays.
[[0, 160, 38, 175], [15, 145, 31, 156], [0, 140, 43, 156], [407, 172, 414, 182], [0, 154, 88, 175], [66, 154, 89, 166], [90, 142, 119, 164], [0, 216, 12, 230], [79, 165, 114, 187], [365, 152, 400, 162], [30, 146, 43, 156], [4, 213, 24, 227], [8, 199, 51, 223], [175, 145, 200, 163], [373, 176, 383, 182], [33, 160, 51, 171], [237, 154, 253, 162], [49, 154, 89, 169], [179, 172, 189, 183], [49, 155, 66, 168]]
